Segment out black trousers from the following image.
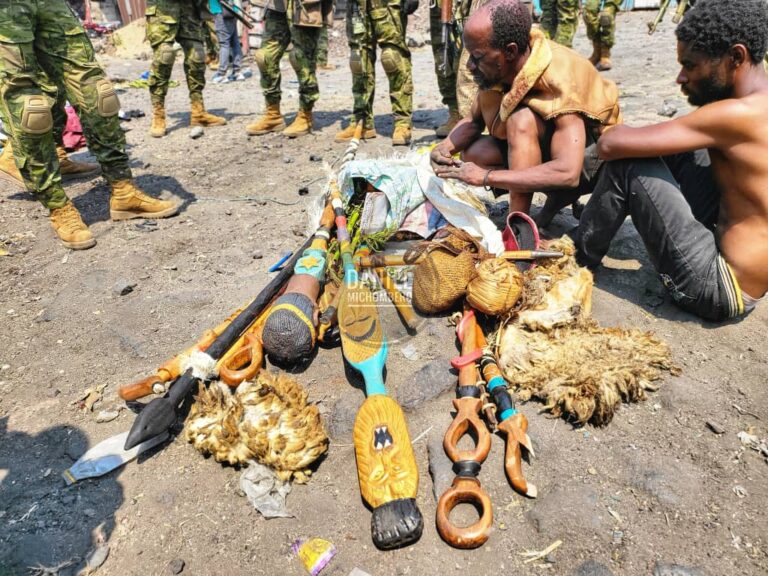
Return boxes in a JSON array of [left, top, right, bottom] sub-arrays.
[[576, 151, 747, 321]]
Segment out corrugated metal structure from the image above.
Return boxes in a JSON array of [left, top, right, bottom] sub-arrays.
[[115, 0, 147, 24]]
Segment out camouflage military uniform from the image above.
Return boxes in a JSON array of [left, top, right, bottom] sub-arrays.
[[540, 0, 579, 48], [429, 0, 458, 111], [0, 0, 130, 209], [346, 0, 413, 128], [455, 0, 491, 117], [145, 0, 208, 106], [583, 0, 621, 48], [256, 4, 322, 110], [204, 19, 220, 64], [318, 24, 329, 67]]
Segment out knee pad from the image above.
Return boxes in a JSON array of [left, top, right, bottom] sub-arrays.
[[95, 79, 120, 117], [349, 50, 363, 75], [381, 47, 402, 74], [20, 95, 53, 135], [254, 49, 267, 73], [288, 49, 301, 73], [158, 43, 176, 65]]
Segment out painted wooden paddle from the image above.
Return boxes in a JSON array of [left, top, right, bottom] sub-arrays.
[[330, 181, 423, 550]]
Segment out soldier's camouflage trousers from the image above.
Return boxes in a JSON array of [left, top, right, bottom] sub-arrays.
[[540, 0, 579, 48], [204, 19, 219, 61], [318, 25, 329, 66], [346, 0, 413, 127], [255, 8, 321, 109], [429, 0, 458, 110], [145, 0, 207, 105], [0, 0, 130, 209], [583, 0, 621, 47]]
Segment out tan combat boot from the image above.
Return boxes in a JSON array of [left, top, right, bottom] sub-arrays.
[[282, 108, 313, 138], [190, 100, 227, 127], [392, 124, 412, 147], [150, 102, 167, 138], [334, 122, 377, 142], [49, 202, 96, 250], [110, 180, 180, 221], [57, 146, 100, 181], [596, 46, 612, 71], [0, 141, 23, 188], [246, 104, 286, 135], [435, 107, 461, 138]]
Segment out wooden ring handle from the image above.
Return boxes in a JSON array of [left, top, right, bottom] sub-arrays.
[[443, 397, 492, 464], [219, 332, 263, 386], [436, 476, 493, 549]]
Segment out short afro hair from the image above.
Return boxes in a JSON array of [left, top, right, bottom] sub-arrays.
[[488, 0, 532, 54], [676, 0, 768, 64]]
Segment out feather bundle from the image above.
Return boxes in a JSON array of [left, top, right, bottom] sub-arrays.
[[185, 371, 329, 483]]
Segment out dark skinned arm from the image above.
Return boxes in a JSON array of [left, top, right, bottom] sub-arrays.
[[430, 98, 485, 171], [436, 113, 586, 191], [596, 100, 747, 160]]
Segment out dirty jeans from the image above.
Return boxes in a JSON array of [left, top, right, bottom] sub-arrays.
[[576, 151, 748, 321]]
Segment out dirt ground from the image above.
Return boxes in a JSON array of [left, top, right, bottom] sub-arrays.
[[1, 9, 767, 576]]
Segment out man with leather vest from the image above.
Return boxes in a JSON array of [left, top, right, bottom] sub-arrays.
[[431, 0, 622, 227], [0, 0, 179, 250], [245, 0, 331, 137], [145, 0, 227, 138], [335, 0, 416, 146]]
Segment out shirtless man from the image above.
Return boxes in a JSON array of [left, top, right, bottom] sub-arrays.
[[576, 0, 768, 321], [430, 0, 621, 227]]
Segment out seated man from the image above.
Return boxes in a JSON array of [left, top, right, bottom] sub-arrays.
[[431, 0, 622, 228], [576, 0, 768, 321]]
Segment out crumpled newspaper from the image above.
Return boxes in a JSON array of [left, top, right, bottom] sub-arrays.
[[240, 461, 293, 518]]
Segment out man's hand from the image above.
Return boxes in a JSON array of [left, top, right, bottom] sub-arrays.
[[434, 160, 488, 187], [430, 144, 455, 172]]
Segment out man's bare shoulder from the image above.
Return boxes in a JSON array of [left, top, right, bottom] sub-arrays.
[[690, 91, 768, 135]]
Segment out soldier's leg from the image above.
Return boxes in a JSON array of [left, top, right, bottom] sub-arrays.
[[177, 1, 207, 103], [595, 0, 620, 70], [35, 8, 131, 185], [0, 40, 66, 208], [317, 25, 330, 67], [204, 19, 220, 66], [554, 0, 578, 47], [258, 10, 292, 107], [600, 0, 622, 48], [36, 2, 178, 224], [246, 9, 290, 135], [582, 0, 599, 41], [289, 25, 322, 111], [283, 24, 321, 137], [371, 2, 412, 133], [347, 3, 377, 129], [145, 2, 181, 108], [429, 0, 458, 111], [582, 0, 600, 64], [539, 0, 558, 39]]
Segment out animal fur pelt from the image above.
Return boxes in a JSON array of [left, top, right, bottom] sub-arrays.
[[185, 371, 329, 483], [498, 320, 679, 426], [496, 236, 680, 426]]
